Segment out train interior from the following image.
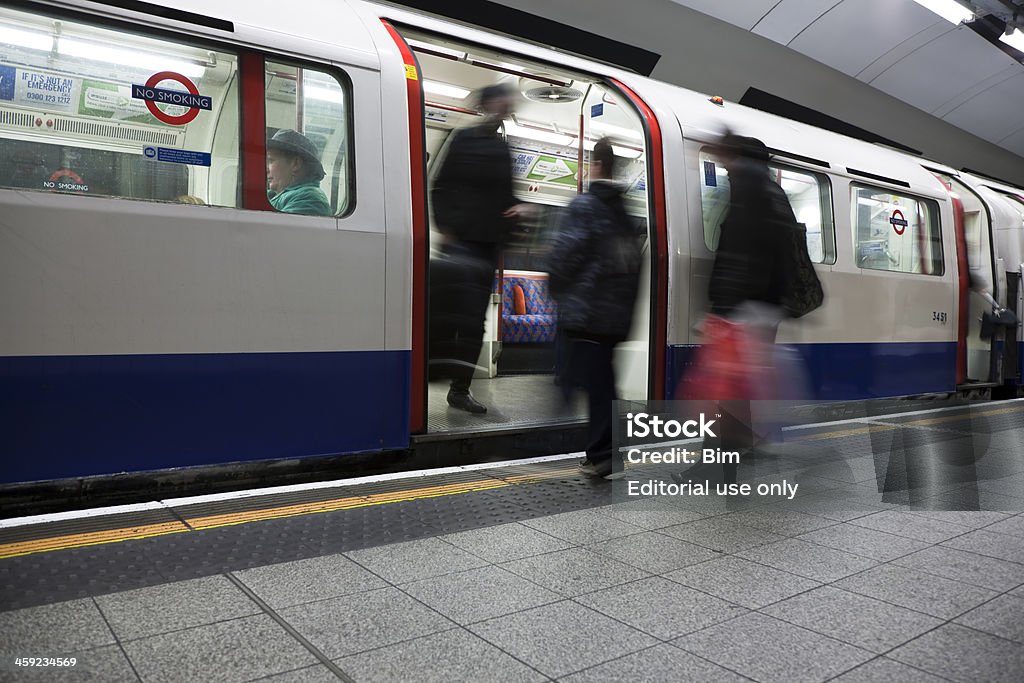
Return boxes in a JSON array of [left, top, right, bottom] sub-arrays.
[[398, 28, 655, 434]]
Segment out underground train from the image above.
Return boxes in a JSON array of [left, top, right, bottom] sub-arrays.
[[2, 0, 1024, 485]]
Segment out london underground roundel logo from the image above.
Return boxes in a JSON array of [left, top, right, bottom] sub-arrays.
[[890, 209, 907, 236], [131, 72, 213, 126]]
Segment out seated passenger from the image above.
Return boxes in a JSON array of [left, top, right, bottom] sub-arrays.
[[266, 129, 332, 216]]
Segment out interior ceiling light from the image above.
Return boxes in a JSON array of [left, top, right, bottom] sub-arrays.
[[405, 39, 466, 60], [1001, 27, 1024, 52], [590, 121, 644, 141], [61, 39, 207, 77], [910, 0, 975, 25], [0, 25, 52, 51], [422, 80, 470, 100], [503, 120, 574, 147], [1, 24, 206, 77], [303, 84, 344, 104]]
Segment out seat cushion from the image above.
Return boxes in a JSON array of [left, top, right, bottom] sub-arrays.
[[502, 314, 557, 343], [513, 284, 527, 315]]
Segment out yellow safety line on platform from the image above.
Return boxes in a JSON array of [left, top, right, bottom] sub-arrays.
[[0, 521, 190, 559], [792, 424, 898, 441], [901, 404, 1022, 427], [0, 478, 520, 558], [185, 478, 512, 530], [5, 403, 1020, 559]]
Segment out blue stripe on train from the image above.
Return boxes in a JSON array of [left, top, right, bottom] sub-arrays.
[[0, 350, 410, 484], [667, 341, 956, 401]]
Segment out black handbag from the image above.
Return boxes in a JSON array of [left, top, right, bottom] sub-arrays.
[[781, 222, 824, 318]]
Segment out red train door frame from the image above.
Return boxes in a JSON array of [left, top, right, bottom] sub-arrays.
[[608, 78, 669, 400], [381, 20, 429, 434]]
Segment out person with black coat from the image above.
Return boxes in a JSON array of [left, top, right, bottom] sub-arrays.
[[704, 133, 794, 486], [708, 134, 793, 317], [548, 138, 642, 478], [430, 83, 525, 414]]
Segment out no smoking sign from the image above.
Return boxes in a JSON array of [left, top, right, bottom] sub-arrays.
[[131, 71, 212, 125]]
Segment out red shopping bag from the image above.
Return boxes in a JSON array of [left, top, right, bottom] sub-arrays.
[[676, 315, 762, 401]]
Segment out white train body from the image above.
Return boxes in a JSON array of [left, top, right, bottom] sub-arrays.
[[1, 0, 1022, 484]]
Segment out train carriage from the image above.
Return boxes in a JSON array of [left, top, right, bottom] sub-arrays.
[[1, 0, 1023, 486]]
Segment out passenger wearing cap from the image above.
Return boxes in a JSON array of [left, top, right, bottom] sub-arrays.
[[266, 129, 332, 216]]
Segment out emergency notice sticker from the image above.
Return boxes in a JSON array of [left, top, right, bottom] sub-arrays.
[[144, 146, 211, 167]]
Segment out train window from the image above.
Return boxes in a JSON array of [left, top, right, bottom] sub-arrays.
[[852, 185, 943, 275], [264, 61, 351, 217], [0, 6, 240, 207], [699, 150, 834, 263]]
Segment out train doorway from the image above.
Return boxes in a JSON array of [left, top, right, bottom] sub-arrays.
[[393, 27, 658, 436]]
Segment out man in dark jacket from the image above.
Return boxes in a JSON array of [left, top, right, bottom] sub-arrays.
[[431, 84, 525, 414], [708, 134, 792, 317], [548, 138, 642, 478], [704, 134, 793, 486]]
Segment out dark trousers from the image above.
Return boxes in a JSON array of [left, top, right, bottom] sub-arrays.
[[429, 241, 498, 392], [566, 337, 618, 465]]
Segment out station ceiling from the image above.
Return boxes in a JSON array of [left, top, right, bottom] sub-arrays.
[[669, 0, 1024, 159]]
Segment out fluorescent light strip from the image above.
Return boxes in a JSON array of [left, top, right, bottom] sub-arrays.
[[590, 121, 644, 141], [910, 0, 974, 25], [0, 26, 205, 78], [0, 25, 51, 51], [422, 79, 470, 99], [405, 39, 466, 60], [61, 38, 206, 78], [303, 84, 344, 104], [504, 121, 574, 146]]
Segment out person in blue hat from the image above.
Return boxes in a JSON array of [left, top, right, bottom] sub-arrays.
[[266, 129, 332, 216]]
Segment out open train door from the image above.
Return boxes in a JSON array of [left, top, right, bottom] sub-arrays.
[[381, 22, 667, 449]]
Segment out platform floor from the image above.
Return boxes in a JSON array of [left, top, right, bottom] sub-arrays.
[[2, 402, 1024, 681]]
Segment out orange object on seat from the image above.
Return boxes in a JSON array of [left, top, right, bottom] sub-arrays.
[[513, 284, 527, 315]]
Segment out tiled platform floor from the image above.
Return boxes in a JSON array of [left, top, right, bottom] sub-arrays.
[[2, 479, 1023, 681], [4, 402, 1024, 681]]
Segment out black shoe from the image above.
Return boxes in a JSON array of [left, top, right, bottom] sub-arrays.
[[447, 388, 487, 414], [578, 458, 613, 478]]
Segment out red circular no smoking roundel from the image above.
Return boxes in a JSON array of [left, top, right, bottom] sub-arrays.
[[890, 209, 907, 236], [145, 71, 201, 125]]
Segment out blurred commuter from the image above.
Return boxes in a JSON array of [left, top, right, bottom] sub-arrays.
[[548, 138, 642, 478], [688, 133, 799, 487], [430, 83, 526, 414], [266, 129, 331, 216]]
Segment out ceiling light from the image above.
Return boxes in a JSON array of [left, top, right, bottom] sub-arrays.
[[910, 0, 974, 25], [503, 121, 573, 146], [590, 121, 644, 141], [1000, 28, 1024, 52], [303, 84, 344, 104], [422, 80, 470, 99], [405, 39, 466, 60], [0, 25, 52, 51], [61, 39, 206, 77]]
